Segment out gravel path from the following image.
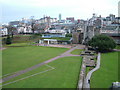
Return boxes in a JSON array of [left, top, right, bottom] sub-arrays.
[[1, 45, 84, 83]]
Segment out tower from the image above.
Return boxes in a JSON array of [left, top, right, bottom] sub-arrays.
[[59, 14, 61, 21]]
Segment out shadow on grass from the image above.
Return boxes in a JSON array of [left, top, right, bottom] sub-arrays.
[[88, 47, 118, 53]]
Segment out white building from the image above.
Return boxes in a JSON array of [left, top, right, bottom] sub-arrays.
[[17, 25, 32, 33], [45, 29, 66, 34], [0, 27, 8, 36], [102, 20, 112, 26], [39, 16, 57, 23]]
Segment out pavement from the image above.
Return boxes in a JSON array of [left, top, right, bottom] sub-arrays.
[[0, 45, 85, 83]]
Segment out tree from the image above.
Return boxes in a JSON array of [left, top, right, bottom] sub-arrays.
[[65, 33, 72, 37], [88, 34, 116, 52], [30, 16, 36, 34], [6, 25, 16, 38], [6, 35, 12, 45], [31, 22, 35, 34]]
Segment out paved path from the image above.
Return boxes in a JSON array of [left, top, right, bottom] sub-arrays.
[[113, 49, 120, 52], [83, 53, 101, 89], [0, 45, 85, 83], [0, 47, 6, 50]]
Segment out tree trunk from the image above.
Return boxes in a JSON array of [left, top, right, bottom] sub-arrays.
[[11, 31, 14, 38]]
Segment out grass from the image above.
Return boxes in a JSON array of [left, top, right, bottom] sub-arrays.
[[3, 56, 82, 88], [2, 64, 50, 84], [14, 35, 33, 37], [90, 51, 119, 88], [5, 43, 30, 47], [86, 67, 90, 75], [71, 49, 83, 55], [2, 46, 68, 75], [115, 45, 120, 49]]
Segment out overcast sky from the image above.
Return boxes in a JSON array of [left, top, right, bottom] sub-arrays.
[[0, 0, 119, 24]]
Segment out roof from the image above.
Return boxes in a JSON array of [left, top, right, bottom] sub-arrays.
[[43, 39, 57, 41]]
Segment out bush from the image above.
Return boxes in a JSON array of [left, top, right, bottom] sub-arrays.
[[6, 35, 12, 45], [66, 33, 72, 37], [34, 33, 42, 36], [88, 34, 116, 52]]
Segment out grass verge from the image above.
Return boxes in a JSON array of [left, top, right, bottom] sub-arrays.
[[90, 51, 119, 88], [71, 49, 83, 55]]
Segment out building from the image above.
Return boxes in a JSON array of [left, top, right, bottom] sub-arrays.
[[0, 27, 8, 36], [39, 16, 57, 24], [82, 14, 101, 44], [39, 39, 58, 44], [102, 14, 116, 26], [39, 38, 71, 45], [100, 25, 120, 44], [72, 28, 84, 44], [45, 29, 66, 33], [42, 33, 66, 38], [50, 22, 75, 34], [66, 17, 74, 22], [9, 21, 20, 26], [17, 25, 32, 34], [59, 14, 62, 22]]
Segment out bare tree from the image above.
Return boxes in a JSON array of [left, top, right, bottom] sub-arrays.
[[6, 25, 16, 38]]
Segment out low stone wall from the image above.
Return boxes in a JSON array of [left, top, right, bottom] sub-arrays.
[[77, 57, 86, 90], [77, 50, 97, 90]]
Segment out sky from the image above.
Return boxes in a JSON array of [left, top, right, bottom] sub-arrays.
[[0, 0, 119, 24]]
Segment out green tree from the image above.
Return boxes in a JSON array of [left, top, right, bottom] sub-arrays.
[[65, 33, 72, 37], [6, 35, 12, 45], [88, 34, 116, 52]]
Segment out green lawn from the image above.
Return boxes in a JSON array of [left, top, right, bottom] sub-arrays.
[[2, 46, 68, 75], [115, 45, 120, 49], [71, 49, 83, 55], [6, 43, 30, 47], [3, 56, 82, 88], [91, 51, 119, 88]]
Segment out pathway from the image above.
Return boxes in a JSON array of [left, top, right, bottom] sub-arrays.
[[113, 49, 120, 52], [83, 53, 101, 89], [0, 45, 85, 83], [0, 47, 6, 50]]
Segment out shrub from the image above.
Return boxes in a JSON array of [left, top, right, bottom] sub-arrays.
[[6, 35, 12, 45], [66, 33, 72, 37]]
